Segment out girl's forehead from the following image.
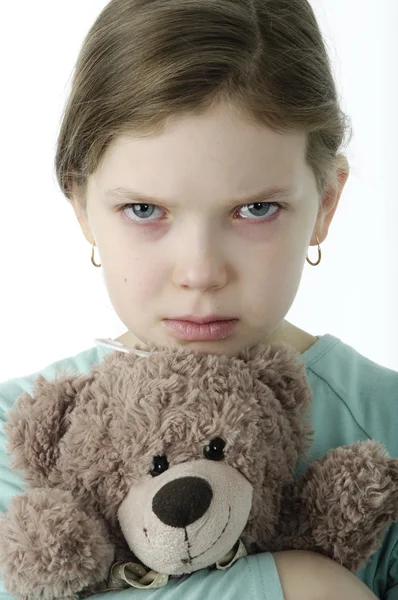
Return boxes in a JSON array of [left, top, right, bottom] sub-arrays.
[[102, 112, 307, 165], [89, 122, 309, 205]]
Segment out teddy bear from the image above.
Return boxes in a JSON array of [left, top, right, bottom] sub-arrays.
[[0, 340, 397, 600]]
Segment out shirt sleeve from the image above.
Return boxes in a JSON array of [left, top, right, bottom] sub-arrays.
[[385, 542, 398, 599], [88, 552, 284, 600], [0, 554, 284, 600], [385, 586, 398, 600]]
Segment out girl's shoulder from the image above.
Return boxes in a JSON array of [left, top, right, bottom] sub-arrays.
[[300, 333, 398, 457], [0, 344, 112, 413], [299, 334, 398, 598]]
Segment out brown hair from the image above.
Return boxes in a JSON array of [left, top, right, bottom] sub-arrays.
[[55, 0, 352, 213]]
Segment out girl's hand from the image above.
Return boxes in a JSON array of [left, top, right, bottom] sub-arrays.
[[273, 550, 378, 600]]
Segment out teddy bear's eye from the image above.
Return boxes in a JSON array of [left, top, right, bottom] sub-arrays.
[[203, 437, 226, 461], [150, 455, 169, 477]]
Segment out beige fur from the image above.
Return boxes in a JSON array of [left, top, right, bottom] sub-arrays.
[[0, 341, 397, 599]]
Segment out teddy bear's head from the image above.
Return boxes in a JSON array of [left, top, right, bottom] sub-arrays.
[[6, 342, 312, 575]]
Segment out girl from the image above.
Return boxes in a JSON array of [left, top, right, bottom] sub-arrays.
[[0, 0, 396, 598]]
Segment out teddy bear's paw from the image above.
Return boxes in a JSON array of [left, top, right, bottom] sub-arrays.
[[300, 440, 398, 571], [0, 487, 115, 599], [320, 441, 398, 516]]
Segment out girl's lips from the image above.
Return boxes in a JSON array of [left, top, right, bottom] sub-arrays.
[[162, 319, 239, 341]]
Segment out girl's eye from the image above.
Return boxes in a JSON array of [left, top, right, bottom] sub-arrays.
[[122, 203, 163, 221], [237, 202, 281, 220], [120, 201, 282, 222]]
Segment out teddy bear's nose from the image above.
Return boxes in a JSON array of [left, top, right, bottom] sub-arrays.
[[152, 476, 213, 528]]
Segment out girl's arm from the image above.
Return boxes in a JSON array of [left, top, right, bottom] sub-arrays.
[[273, 551, 378, 600]]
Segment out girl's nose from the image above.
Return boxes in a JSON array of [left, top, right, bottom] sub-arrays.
[[170, 221, 230, 291], [172, 247, 228, 291]]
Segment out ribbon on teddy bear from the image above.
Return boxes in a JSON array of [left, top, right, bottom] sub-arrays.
[[94, 338, 154, 357], [102, 538, 248, 591]]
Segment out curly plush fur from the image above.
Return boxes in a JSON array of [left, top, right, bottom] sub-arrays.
[[0, 341, 397, 599]]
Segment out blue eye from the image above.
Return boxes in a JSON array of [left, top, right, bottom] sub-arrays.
[[123, 203, 161, 221], [120, 201, 283, 223], [238, 202, 280, 220]]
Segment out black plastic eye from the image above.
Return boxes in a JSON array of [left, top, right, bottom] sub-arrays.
[[150, 455, 169, 477], [203, 437, 226, 461]]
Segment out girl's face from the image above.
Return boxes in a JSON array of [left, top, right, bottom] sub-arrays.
[[73, 102, 342, 356]]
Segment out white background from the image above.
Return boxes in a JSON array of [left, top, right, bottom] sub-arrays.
[[0, 1, 397, 382]]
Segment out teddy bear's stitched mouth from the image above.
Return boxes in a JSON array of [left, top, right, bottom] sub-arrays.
[[184, 503, 232, 564]]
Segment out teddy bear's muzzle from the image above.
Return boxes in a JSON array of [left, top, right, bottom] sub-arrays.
[[117, 459, 253, 575]]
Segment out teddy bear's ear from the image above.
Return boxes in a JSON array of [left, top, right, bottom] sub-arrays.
[[4, 371, 94, 487], [238, 341, 312, 417], [238, 342, 313, 464]]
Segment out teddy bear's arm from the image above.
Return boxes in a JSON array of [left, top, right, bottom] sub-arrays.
[[0, 487, 115, 600], [272, 440, 398, 573]]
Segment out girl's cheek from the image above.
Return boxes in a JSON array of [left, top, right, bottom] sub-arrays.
[[119, 213, 284, 246], [120, 220, 169, 242], [232, 217, 282, 244]]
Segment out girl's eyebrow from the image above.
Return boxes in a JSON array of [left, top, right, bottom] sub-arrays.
[[105, 185, 294, 206]]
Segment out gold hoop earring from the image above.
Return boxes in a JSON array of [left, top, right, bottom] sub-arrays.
[[91, 242, 101, 268], [306, 235, 322, 266]]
